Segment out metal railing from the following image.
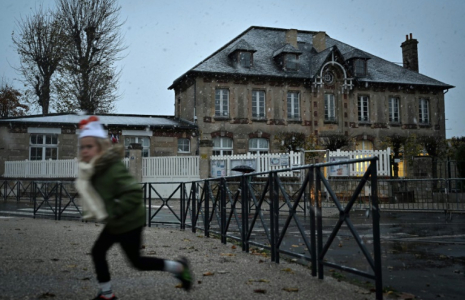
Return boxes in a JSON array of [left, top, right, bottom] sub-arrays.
[[164, 157, 384, 300], [2, 158, 389, 299]]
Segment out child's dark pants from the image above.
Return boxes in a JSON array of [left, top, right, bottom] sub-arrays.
[[91, 226, 165, 282]]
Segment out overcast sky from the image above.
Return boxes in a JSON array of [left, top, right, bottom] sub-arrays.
[[1, 0, 464, 138]]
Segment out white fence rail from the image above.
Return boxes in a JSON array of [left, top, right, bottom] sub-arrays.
[[4, 158, 130, 178], [210, 151, 302, 177]]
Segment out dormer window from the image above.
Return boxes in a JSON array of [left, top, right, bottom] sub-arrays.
[[284, 54, 298, 70], [227, 39, 257, 69], [344, 49, 370, 78], [239, 52, 252, 68], [273, 43, 302, 71], [354, 59, 367, 77]]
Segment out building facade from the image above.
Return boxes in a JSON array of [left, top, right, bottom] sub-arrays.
[[169, 27, 453, 173], [0, 114, 197, 175]]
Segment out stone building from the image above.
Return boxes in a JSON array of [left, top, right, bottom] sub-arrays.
[[0, 114, 197, 174], [168, 27, 453, 165]]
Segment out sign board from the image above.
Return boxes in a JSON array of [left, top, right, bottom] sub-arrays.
[[328, 156, 349, 176], [211, 160, 226, 178], [270, 154, 289, 166]]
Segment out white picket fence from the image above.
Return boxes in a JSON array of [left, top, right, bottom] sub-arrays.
[[210, 151, 302, 177], [327, 148, 391, 177], [3, 158, 130, 178], [210, 148, 391, 178], [142, 156, 199, 178], [142, 156, 200, 198]]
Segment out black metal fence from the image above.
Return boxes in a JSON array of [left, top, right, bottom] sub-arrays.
[[141, 157, 384, 299], [1, 158, 385, 299]]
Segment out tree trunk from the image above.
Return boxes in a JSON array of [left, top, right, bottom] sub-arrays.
[[40, 75, 51, 115]]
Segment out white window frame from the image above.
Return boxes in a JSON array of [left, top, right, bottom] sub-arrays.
[[249, 138, 269, 154], [215, 89, 229, 117], [212, 137, 233, 156], [29, 133, 58, 161], [324, 94, 336, 122], [252, 90, 265, 119], [389, 97, 400, 123], [419, 98, 429, 124], [177, 138, 190, 153], [287, 92, 300, 120], [124, 136, 150, 157], [358, 95, 370, 122]]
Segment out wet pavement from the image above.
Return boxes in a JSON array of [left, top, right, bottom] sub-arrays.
[[1, 200, 464, 299]]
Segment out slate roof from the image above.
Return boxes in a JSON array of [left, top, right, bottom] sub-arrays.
[[0, 113, 197, 129], [228, 39, 257, 55], [169, 26, 453, 89], [272, 43, 302, 57]]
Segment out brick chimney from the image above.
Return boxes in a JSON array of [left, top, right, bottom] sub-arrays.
[[285, 29, 298, 48], [312, 31, 326, 53], [401, 33, 419, 72]]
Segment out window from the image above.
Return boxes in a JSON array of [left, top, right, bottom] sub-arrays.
[[212, 137, 233, 156], [239, 52, 252, 68], [285, 54, 298, 70], [324, 94, 336, 122], [215, 89, 229, 117], [354, 59, 366, 77], [30, 134, 58, 160], [355, 140, 373, 150], [178, 138, 190, 153], [124, 136, 150, 157], [419, 98, 429, 124], [252, 90, 265, 119], [358, 96, 369, 122], [389, 97, 400, 123], [249, 138, 269, 154], [287, 92, 300, 120]]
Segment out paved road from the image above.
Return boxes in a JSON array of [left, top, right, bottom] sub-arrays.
[[0, 216, 373, 300], [1, 201, 464, 299]]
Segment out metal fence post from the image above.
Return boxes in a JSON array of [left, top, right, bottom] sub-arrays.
[[148, 183, 152, 227], [269, 172, 280, 263], [220, 178, 227, 244], [309, 167, 317, 277], [192, 182, 197, 233], [316, 166, 324, 279], [180, 183, 185, 230], [204, 181, 210, 238], [33, 182, 37, 219], [371, 159, 383, 300], [240, 174, 250, 253], [58, 182, 63, 220]]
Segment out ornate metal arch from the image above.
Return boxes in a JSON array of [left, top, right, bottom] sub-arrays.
[[313, 51, 353, 94]]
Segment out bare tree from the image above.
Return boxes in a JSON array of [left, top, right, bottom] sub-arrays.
[[320, 134, 352, 151], [57, 0, 125, 113], [0, 80, 29, 118], [12, 6, 68, 115]]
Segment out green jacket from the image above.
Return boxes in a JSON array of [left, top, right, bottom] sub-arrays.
[[91, 145, 146, 234]]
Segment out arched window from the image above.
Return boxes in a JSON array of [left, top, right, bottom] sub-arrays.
[[249, 138, 269, 154], [212, 137, 233, 156], [355, 140, 373, 150]]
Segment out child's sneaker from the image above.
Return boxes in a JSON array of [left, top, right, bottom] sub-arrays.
[[92, 292, 117, 300], [175, 257, 193, 291]]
